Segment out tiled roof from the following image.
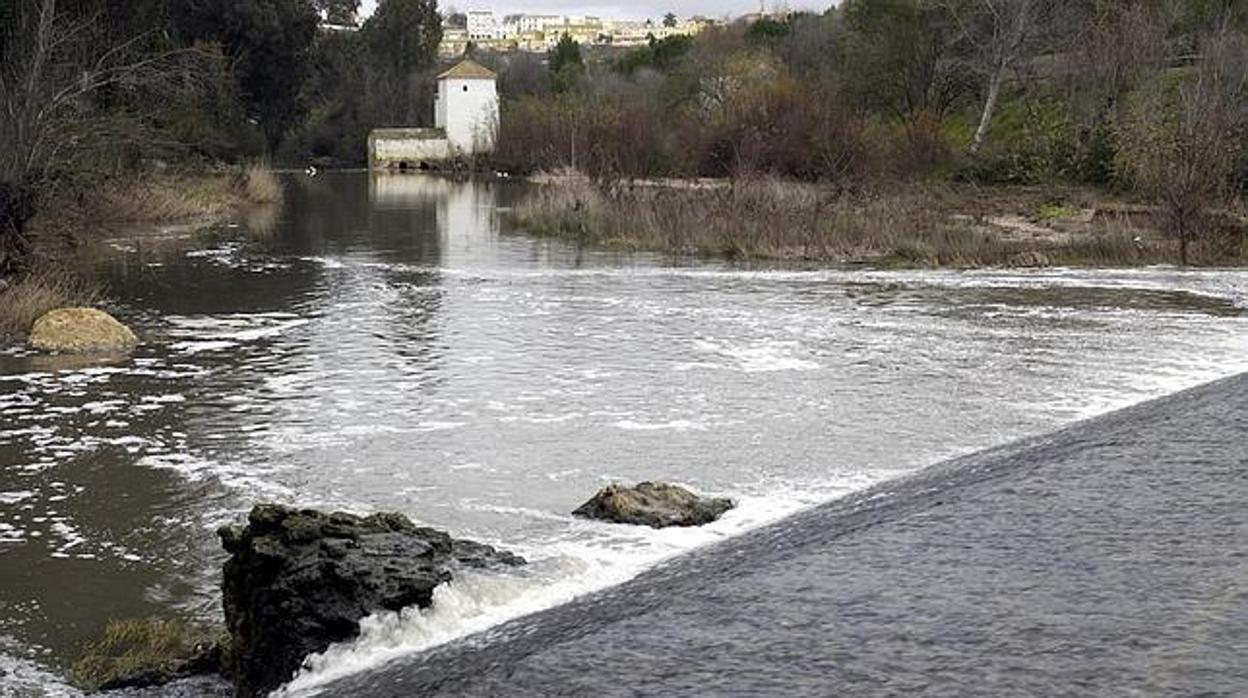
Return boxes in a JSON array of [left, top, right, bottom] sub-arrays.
[[437, 59, 497, 80]]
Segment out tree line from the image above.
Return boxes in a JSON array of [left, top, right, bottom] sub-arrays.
[[483, 1, 1248, 261], [4, 0, 1248, 270]]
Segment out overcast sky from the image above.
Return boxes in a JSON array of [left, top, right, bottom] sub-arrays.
[[359, 1, 825, 22]]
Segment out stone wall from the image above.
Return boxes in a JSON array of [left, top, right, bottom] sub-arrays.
[[368, 128, 453, 170]]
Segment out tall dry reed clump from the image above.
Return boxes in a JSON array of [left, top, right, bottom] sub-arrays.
[[513, 177, 982, 263], [512, 177, 1194, 267], [36, 163, 284, 236], [88, 177, 235, 223], [0, 267, 102, 339], [238, 162, 282, 205]]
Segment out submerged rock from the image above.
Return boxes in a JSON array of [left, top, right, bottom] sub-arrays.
[[573, 482, 734, 529], [29, 307, 137, 353], [1007, 250, 1053, 269], [218, 504, 523, 697]]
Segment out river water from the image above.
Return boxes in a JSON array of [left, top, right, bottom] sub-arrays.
[[1, 173, 1246, 694]]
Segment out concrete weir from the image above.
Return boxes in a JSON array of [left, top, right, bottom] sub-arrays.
[[330, 373, 1248, 696]]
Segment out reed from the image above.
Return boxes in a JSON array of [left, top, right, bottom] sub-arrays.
[[239, 161, 283, 205], [0, 267, 102, 339], [513, 178, 1241, 267], [70, 617, 220, 691]]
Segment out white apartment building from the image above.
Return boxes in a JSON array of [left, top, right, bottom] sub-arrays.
[[466, 10, 503, 40], [449, 9, 714, 54], [514, 14, 561, 34]]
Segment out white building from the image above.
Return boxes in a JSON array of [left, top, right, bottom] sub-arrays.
[[435, 59, 499, 153], [515, 14, 561, 34], [466, 10, 502, 40], [369, 59, 499, 169], [444, 9, 713, 54]]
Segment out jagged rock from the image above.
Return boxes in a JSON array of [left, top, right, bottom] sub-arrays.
[[29, 308, 137, 353], [218, 504, 523, 697], [573, 482, 735, 529]]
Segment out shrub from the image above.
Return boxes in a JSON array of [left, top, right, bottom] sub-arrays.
[[1114, 63, 1243, 264], [959, 99, 1079, 185]]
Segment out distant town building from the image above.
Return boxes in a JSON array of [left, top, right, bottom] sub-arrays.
[[466, 10, 503, 40], [439, 9, 716, 56], [368, 59, 499, 170], [515, 14, 562, 35]]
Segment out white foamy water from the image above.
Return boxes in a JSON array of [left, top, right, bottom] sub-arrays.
[[282, 484, 869, 695], [3, 174, 1247, 694], [0, 649, 81, 697]]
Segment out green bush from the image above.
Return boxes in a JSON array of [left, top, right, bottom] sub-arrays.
[[963, 98, 1080, 184]]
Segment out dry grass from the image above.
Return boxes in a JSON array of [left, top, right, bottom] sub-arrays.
[[29, 164, 283, 243], [514, 177, 991, 264], [512, 177, 1243, 267], [88, 176, 237, 224], [70, 618, 221, 691], [0, 267, 102, 340], [239, 161, 283, 205]]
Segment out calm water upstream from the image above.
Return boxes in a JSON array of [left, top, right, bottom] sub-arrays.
[[1, 172, 1246, 694]]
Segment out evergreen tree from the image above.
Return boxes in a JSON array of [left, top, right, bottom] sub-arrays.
[[175, 0, 320, 151], [362, 0, 443, 78], [548, 33, 583, 92]]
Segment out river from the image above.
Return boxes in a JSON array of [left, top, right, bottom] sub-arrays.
[[1, 172, 1246, 694]]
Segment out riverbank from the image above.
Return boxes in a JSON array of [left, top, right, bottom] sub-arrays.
[[26, 164, 281, 258], [324, 371, 1248, 696], [0, 165, 281, 343], [512, 176, 1248, 268]]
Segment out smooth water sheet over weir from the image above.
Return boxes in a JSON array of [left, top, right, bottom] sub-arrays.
[[325, 373, 1248, 697]]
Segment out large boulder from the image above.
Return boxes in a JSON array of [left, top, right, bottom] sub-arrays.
[[573, 482, 735, 529], [29, 307, 137, 353], [218, 504, 523, 697]]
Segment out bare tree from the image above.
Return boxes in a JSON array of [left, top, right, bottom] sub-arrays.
[[1114, 15, 1248, 265], [946, 0, 1052, 153], [0, 0, 183, 272]]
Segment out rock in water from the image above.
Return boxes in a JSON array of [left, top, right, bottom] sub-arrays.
[[29, 307, 138, 352], [1007, 250, 1053, 269], [573, 482, 734, 528], [218, 504, 523, 697]]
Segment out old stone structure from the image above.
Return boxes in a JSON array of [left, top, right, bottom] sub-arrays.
[[368, 59, 499, 171]]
